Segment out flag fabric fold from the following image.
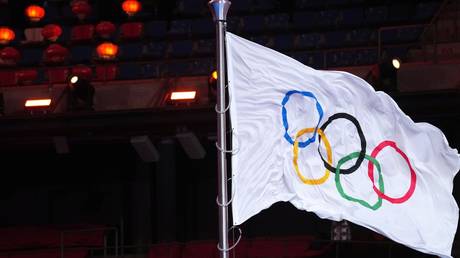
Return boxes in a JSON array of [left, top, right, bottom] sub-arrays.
[[226, 32, 460, 258]]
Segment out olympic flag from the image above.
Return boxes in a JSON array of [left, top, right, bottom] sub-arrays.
[[227, 32, 460, 257]]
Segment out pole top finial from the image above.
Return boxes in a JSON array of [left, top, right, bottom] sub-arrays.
[[208, 0, 231, 22]]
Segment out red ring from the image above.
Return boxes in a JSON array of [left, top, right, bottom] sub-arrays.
[[368, 140, 417, 204]]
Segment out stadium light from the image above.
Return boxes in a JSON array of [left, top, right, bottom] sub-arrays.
[[170, 91, 197, 101], [392, 58, 401, 69], [25, 98, 51, 108]]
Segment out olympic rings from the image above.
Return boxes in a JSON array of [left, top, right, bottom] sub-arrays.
[[368, 141, 417, 204], [293, 127, 332, 185], [281, 90, 417, 209], [335, 152, 384, 210], [318, 113, 367, 175], [282, 90, 324, 148]]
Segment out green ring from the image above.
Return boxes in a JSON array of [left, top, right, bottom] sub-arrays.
[[335, 152, 385, 211]]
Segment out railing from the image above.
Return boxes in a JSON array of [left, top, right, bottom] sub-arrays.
[[60, 227, 119, 258]]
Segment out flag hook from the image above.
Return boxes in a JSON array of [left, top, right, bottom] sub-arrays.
[[217, 226, 242, 252]]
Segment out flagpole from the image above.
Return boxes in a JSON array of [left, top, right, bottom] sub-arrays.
[[208, 1, 231, 258]]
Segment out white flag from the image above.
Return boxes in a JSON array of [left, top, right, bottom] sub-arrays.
[[227, 32, 460, 257]]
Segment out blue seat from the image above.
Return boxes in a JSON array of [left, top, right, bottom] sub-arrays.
[[341, 8, 364, 26], [43, 2, 60, 23], [146, 21, 167, 38], [316, 10, 341, 27], [227, 17, 241, 33], [346, 29, 374, 45], [265, 13, 290, 30], [293, 12, 316, 29], [188, 59, 213, 75], [388, 3, 414, 22], [61, 5, 74, 19], [120, 43, 143, 60], [291, 51, 324, 69], [19, 48, 43, 66], [248, 35, 271, 47], [168, 20, 191, 36], [241, 16, 265, 33], [231, 0, 253, 13], [415, 1, 441, 20], [71, 46, 94, 63], [164, 62, 190, 76], [365, 6, 388, 23], [324, 31, 347, 48], [59, 25, 72, 42], [296, 0, 344, 9], [355, 48, 378, 65], [142, 63, 159, 78], [382, 47, 408, 60], [169, 40, 193, 57], [144, 41, 166, 59], [273, 34, 294, 51], [326, 50, 356, 67], [118, 63, 143, 80], [190, 19, 213, 35], [297, 33, 322, 49], [176, 0, 206, 15], [194, 39, 214, 55], [252, 0, 277, 11]]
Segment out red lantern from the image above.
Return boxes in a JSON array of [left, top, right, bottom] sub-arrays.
[[0, 27, 15, 45], [71, 0, 92, 20], [0, 47, 21, 66], [41, 24, 63, 42], [96, 21, 116, 39], [25, 5, 45, 22], [97, 42, 118, 60], [122, 0, 141, 16], [44, 44, 69, 64], [72, 65, 92, 80]]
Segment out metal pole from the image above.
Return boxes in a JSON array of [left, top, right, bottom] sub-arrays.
[[208, 1, 231, 258]]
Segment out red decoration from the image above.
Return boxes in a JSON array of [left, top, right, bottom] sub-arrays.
[[97, 42, 118, 60], [120, 22, 144, 39], [0, 27, 15, 44], [71, 0, 92, 20], [0, 47, 21, 66], [44, 44, 69, 64], [25, 5, 45, 22], [96, 21, 116, 39], [42, 24, 63, 42], [16, 69, 38, 85], [72, 65, 92, 80], [71, 24, 95, 42], [122, 0, 141, 16], [95, 65, 117, 81]]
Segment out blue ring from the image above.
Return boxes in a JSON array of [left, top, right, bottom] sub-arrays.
[[281, 90, 324, 148]]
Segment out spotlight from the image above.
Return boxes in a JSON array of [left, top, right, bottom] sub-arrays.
[[70, 75, 79, 84], [208, 70, 218, 103], [392, 58, 401, 69], [211, 70, 218, 81], [67, 78, 95, 111]]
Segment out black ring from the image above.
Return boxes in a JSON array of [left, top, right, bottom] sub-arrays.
[[318, 113, 366, 175]]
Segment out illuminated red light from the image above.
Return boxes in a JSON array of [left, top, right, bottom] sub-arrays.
[[25, 99, 52, 108], [170, 91, 197, 101]]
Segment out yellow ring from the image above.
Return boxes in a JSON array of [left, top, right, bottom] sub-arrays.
[[293, 128, 332, 185]]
